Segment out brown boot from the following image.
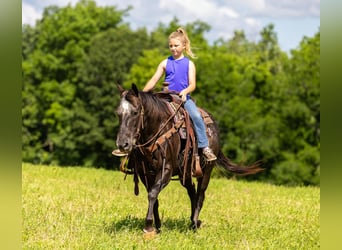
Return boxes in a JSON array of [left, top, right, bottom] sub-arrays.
[[202, 147, 217, 161]]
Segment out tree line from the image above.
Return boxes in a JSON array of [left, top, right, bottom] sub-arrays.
[[22, 0, 320, 186]]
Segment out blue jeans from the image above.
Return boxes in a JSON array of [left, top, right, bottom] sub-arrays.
[[184, 99, 209, 148]]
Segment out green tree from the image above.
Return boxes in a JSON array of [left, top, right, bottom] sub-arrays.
[[22, 0, 127, 166], [76, 26, 150, 167], [271, 31, 320, 185]]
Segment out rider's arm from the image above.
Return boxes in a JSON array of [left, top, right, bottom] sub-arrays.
[[143, 59, 166, 92]]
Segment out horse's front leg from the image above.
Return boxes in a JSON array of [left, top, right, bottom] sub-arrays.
[[143, 165, 172, 234], [153, 198, 161, 233], [144, 187, 159, 234]]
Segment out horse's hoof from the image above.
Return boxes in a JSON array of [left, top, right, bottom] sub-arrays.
[[143, 229, 157, 240], [197, 220, 202, 228], [190, 220, 202, 230]]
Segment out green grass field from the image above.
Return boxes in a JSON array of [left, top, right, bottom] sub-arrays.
[[22, 163, 320, 249]]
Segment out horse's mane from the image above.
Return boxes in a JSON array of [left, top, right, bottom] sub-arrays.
[[140, 91, 172, 117], [126, 89, 172, 118]]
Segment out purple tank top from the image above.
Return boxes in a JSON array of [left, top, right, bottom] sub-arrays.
[[164, 56, 190, 93]]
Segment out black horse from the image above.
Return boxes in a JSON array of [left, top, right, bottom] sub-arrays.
[[114, 84, 262, 236]]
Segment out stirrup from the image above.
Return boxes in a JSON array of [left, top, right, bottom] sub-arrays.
[[192, 155, 203, 177], [112, 149, 128, 157]]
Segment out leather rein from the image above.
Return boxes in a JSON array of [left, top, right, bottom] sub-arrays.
[[134, 96, 183, 151]]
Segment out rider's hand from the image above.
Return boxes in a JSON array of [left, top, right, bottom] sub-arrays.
[[179, 90, 187, 102]]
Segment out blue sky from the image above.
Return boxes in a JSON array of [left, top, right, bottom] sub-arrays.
[[22, 0, 320, 52]]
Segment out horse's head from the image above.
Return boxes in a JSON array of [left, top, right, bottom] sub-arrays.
[[115, 84, 143, 153]]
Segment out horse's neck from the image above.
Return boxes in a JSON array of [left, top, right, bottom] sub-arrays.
[[140, 98, 171, 139]]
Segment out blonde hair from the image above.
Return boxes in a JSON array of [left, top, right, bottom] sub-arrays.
[[168, 27, 196, 59]]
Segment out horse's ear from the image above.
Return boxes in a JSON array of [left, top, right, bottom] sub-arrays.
[[131, 83, 139, 97], [117, 84, 125, 95]]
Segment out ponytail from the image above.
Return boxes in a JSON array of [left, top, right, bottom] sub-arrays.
[[169, 27, 196, 59]]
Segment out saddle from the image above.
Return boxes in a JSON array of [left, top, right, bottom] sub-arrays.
[[152, 91, 214, 177]]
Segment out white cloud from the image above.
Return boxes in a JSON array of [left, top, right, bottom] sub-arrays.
[[250, 0, 266, 11], [21, 0, 320, 51], [219, 7, 239, 19], [160, 0, 213, 17], [277, 0, 320, 17], [22, 2, 42, 26], [220, 0, 265, 15], [42, 0, 79, 6], [159, 0, 239, 21], [252, 0, 320, 18], [245, 17, 259, 27], [222, 0, 319, 18], [158, 0, 243, 42]]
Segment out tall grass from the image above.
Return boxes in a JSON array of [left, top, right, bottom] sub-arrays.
[[22, 163, 319, 249]]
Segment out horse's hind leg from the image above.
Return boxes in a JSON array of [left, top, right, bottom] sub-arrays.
[[192, 165, 214, 229], [180, 177, 197, 227]]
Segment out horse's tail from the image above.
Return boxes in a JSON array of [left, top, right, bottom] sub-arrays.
[[216, 150, 263, 176]]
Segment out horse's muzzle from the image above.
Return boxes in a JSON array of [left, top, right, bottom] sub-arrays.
[[117, 142, 131, 152], [116, 136, 136, 153]]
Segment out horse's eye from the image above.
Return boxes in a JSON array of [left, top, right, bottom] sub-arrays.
[[132, 111, 138, 116]]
